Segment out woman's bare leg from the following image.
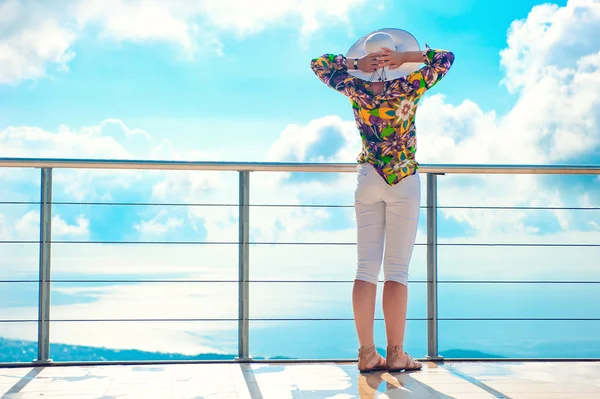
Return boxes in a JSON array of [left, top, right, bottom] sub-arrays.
[[352, 279, 378, 348], [382, 280, 407, 348], [353, 279, 381, 368]]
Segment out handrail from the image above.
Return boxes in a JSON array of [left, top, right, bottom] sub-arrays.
[[0, 157, 599, 174]]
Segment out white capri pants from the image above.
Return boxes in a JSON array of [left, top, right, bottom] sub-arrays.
[[354, 163, 421, 286]]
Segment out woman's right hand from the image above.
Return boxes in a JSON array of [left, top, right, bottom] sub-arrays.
[[356, 53, 382, 72]]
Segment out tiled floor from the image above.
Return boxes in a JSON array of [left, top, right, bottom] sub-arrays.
[[1, 361, 599, 398]]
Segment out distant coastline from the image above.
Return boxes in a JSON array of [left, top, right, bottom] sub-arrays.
[[0, 338, 503, 363]]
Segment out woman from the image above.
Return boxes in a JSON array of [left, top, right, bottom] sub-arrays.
[[310, 29, 454, 373]]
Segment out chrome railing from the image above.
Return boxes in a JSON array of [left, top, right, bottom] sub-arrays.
[[0, 157, 599, 365]]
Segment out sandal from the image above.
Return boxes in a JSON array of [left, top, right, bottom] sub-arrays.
[[358, 346, 386, 373], [386, 345, 422, 372]]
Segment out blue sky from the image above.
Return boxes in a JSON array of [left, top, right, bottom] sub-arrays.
[[0, 0, 599, 359], [0, 0, 570, 151]]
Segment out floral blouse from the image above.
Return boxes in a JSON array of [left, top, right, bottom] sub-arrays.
[[310, 47, 455, 185]]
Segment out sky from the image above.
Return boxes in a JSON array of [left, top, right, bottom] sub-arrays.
[[0, 0, 600, 360]]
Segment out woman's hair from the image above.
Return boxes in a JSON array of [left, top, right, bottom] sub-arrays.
[[364, 32, 395, 54]]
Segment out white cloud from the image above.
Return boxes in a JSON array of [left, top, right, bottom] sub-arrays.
[[13, 210, 39, 240], [0, 119, 145, 160], [0, 118, 225, 202], [195, 0, 365, 38], [74, 0, 367, 47], [0, 0, 367, 84], [500, 0, 600, 92], [410, 0, 600, 169], [416, 51, 600, 165], [0, 214, 11, 241], [74, 0, 198, 51], [418, 0, 600, 233], [151, 171, 224, 204], [406, 0, 600, 235], [134, 210, 183, 235], [53, 214, 90, 237], [0, 0, 76, 84], [0, 119, 155, 202], [5, 210, 89, 241], [268, 115, 360, 164]]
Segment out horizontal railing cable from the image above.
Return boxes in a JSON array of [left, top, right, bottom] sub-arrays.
[[1, 200, 599, 211], [0, 240, 599, 247], [1, 317, 600, 323], [2, 279, 600, 284]]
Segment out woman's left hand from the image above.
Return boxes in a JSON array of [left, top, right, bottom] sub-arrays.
[[378, 47, 406, 69]]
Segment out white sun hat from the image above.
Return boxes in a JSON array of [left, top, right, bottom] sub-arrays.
[[346, 28, 421, 82]]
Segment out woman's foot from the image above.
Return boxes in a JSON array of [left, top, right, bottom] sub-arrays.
[[386, 345, 422, 372], [358, 346, 386, 373]]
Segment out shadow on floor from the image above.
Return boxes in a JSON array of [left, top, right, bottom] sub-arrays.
[[3, 367, 45, 396]]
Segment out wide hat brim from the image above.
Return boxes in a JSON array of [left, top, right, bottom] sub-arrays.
[[346, 28, 421, 82]]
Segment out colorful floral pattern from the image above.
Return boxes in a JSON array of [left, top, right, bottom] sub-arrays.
[[310, 47, 455, 185]]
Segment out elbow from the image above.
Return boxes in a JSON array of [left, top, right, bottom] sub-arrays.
[[437, 50, 455, 68], [446, 51, 455, 69], [310, 55, 337, 78], [310, 56, 325, 74], [439, 49, 454, 61]]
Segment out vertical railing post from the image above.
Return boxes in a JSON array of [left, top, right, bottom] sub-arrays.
[[426, 173, 443, 360], [237, 171, 251, 361], [35, 168, 53, 364]]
